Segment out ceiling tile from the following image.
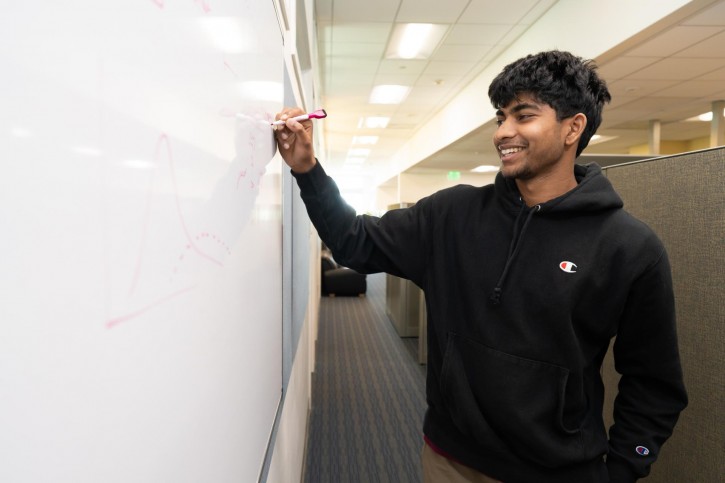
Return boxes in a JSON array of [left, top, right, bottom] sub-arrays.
[[327, 42, 386, 58], [653, 80, 725, 98], [316, 0, 333, 21], [682, 1, 725, 26], [374, 72, 421, 86], [432, 43, 494, 62], [460, 0, 540, 24], [597, 56, 661, 81], [495, 24, 531, 47], [624, 26, 722, 57], [607, 79, 680, 98], [424, 60, 476, 76], [328, 58, 380, 77], [328, 22, 392, 43], [395, 0, 470, 23], [416, 71, 466, 87], [445, 23, 513, 45], [332, 0, 400, 22], [377, 59, 427, 75], [519, 0, 558, 24], [673, 29, 725, 58], [700, 65, 725, 80], [606, 96, 694, 123], [626, 57, 725, 80]]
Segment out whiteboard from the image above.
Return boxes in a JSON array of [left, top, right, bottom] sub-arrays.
[[0, 2, 284, 482]]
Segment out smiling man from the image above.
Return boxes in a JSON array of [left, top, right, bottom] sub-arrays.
[[274, 50, 687, 483]]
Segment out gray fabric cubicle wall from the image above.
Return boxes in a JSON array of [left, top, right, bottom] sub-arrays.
[[601, 147, 724, 482]]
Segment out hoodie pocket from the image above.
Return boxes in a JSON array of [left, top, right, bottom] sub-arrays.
[[439, 333, 583, 468]]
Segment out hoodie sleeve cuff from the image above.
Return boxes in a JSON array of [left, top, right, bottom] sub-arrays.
[[290, 159, 325, 193], [607, 457, 639, 483]]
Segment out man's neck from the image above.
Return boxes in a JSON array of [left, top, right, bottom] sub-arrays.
[[515, 167, 578, 207]]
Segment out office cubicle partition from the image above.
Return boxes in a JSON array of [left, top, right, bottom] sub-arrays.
[[601, 147, 724, 482]]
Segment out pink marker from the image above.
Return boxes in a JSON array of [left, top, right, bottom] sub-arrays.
[[271, 108, 327, 126]]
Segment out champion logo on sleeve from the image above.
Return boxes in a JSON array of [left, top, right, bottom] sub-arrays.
[[559, 261, 577, 273], [635, 446, 650, 456]]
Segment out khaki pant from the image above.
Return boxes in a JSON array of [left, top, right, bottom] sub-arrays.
[[421, 443, 503, 483]]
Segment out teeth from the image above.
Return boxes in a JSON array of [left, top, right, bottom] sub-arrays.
[[500, 147, 523, 155]]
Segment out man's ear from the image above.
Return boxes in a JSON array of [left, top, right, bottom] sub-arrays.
[[564, 113, 587, 147]]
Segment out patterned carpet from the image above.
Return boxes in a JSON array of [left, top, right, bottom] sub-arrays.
[[304, 273, 427, 483]]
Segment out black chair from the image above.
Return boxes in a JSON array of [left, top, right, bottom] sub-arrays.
[[321, 253, 366, 296]]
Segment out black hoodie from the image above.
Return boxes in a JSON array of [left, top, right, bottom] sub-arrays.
[[293, 161, 687, 483]]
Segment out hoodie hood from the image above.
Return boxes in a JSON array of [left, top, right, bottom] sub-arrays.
[[488, 163, 623, 306], [495, 163, 623, 213]]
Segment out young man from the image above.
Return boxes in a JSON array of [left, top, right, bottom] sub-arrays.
[[274, 51, 687, 482]]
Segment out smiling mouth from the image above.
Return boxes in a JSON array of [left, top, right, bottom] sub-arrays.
[[499, 146, 524, 158]]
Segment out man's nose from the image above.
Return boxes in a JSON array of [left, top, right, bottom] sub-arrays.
[[493, 118, 515, 144]]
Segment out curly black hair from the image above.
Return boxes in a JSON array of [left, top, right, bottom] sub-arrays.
[[488, 50, 612, 157]]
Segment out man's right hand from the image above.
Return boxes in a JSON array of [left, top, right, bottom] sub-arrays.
[[274, 107, 317, 173]]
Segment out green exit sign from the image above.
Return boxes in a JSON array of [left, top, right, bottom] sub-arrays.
[[447, 171, 461, 181]]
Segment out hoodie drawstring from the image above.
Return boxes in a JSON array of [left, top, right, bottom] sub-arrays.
[[489, 203, 541, 306]]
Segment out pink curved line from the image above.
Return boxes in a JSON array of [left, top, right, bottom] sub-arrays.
[[157, 134, 222, 267], [127, 169, 156, 299], [107, 286, 197, 329], [223, 60, 238, 79], [195, 0, 211, 13]]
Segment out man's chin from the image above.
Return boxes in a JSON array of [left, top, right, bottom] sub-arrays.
[[500, 166, 532, 180]]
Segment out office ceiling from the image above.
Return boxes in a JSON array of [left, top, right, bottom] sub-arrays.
[[314, 0, 725, 180]]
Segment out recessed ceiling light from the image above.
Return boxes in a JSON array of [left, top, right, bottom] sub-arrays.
[[358, 117, 390, 129], [385, 23, 449, 60], [369, 85, 410, 105], [684, 108, 724, 122], [348, 148, 371, 157], [352, 136, 379, 145], [589, 135, 617, 145], [471, 165, 499, 173]]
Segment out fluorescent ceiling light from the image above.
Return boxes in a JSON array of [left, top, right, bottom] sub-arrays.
[[369, 85, 410, 104], [345, 157, 367, 165], [341, 164, 364, 173], [385, 23, 449, 60], [348, 148, 371, 157], [352, 136, 379, 145], [337, 176, 365, 191], [589, 134, 617, 145], [359, 117, 390, 129], [471, 165, 499, 173], [685, 109, 725, 122]]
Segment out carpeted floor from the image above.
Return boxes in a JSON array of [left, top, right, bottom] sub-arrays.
[[304, 273, 427, 483]]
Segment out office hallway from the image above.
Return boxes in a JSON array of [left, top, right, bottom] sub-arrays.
[[304, 273, 427, 483]]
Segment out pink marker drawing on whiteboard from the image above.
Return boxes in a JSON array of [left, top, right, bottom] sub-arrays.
[[269, 108, 327, 126]]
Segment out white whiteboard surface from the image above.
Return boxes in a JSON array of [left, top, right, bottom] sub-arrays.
[[0, 2, 283, 482]]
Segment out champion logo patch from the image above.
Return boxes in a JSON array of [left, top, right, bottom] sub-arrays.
[[559, 261, 577, 273], [636, 446, 650, 456]]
